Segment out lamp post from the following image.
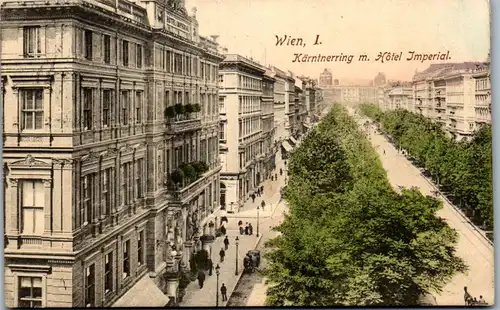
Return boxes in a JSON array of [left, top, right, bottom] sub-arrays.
[[256, 206, 260, 237], [235, 236, 239, 275], [215, 264, 220, 306]]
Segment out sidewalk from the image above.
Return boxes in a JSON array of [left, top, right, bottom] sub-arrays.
[[180, 230, 262, 307], [180, 152, 288, 307]]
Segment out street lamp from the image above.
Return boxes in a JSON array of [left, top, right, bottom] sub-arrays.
[[235, 236, 239, 275], [256, 206, 260, 237], [215, 264, 220, 307]]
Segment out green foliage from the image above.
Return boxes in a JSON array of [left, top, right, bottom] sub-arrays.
[[170, 169, 184, 185], [164, 106, 176, 119], [264, 104, 467, 307], [192, 103, 202, 113], [192, 161, 209, 176], [184, 103, 194, 114], [174, 103, 185, 115], [180, 163, 196, 181], [359, 104, 493, 230]]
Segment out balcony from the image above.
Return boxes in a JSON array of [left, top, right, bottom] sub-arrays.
[[164, 104, 203, 134], [166, 118, 202, 134], [167, 163, 221, 205]]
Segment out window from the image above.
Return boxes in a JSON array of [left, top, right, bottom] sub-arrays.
[[136, 44, 142, 68], [122, 40, 129, 66], [103, 90, 112, 128], [85, 264, 95, 307], [219, 123, 225, 140], [219, 75, 223, 83], [123, 240, 130, 279], [83, 88, 93, 130], [103, 35, 111, 64], [18, 277, 42, 308], [137, 231, 145, 267], [82, 174, 94, 226], [122, 91, 129, 125], [21, 89, 44, 130], [23, 26, 41, 57], [21, 181, 44, 235], [136, 159, 143, 198], [102, 169, 111, 216], [104, 252, 114, 294], [165, 91, 170, 107], [121, 163, 130, 206], [135, 92, 142, 124], [167, 51, 172, 72], [84, 30, 93, 60]]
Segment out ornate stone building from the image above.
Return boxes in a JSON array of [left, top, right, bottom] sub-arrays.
[[218, 54, 266, 213], [1, 0, 223, 307], [319, 68, 332, 88]]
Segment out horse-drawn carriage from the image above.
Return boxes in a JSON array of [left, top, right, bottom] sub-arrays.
[[243, 250, 261, 273]]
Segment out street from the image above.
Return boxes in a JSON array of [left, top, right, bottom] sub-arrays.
[[180, 150, 289, 307], [352, 110, 494, 306]]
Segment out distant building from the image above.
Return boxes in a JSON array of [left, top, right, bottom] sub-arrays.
[[373, 72, 387, 86], [334, 79, 340, 86], [411, 62, 486, 140], [319, 68, 333, 88]]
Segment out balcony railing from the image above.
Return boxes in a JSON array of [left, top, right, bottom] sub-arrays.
[[167, 165, 220, 204], [166, 118, 202, 134]]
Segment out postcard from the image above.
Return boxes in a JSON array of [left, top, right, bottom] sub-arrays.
[[0, 0, 492, 307]]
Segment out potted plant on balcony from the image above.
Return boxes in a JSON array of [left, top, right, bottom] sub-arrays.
[[184, 103, 194, 120], [192, 161, 205, 178], [170, 169, 185, 188], [192, 103, 201, 117], [174, 103, 185, 121], [181, 163, 196, 184], [164, 106, 176, 122]]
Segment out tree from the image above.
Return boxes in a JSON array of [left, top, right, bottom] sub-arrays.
[[265, 104, 467, 306]]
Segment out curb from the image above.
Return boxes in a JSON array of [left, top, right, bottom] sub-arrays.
[[223, 234, 263, 307], [419, 172, 494, 248]]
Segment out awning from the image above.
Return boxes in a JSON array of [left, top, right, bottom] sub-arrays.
[[289, 136, 298, 145], [281, 141, 293, 152], [112, 274, 170, 308]]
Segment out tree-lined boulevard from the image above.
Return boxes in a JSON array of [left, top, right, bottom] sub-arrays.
[[262, 104, 471, 306]]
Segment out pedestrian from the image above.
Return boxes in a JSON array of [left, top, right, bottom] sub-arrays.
[[280, 168, 283, 176], [238, 220, 243, 226], [220, 225, 226, 235], [478, 295, 486, 304], [219, 248, 225, 262], [271, 175, 274, 181], [260, 185, 264, 195], [197, 271, 206, 289], [221, 283, 228, 301], [245, 223, 249, 235], [251, 193, 256, 203], [383, 149, 386, 155], [207, 258, 213, 276], [239, 224, 244, 235], [464, 287, 473, 306], [261, 200, 265, 211], [248, 223, 253, 235], [472, 297, 478, 305], [223, 236, 230, 250]]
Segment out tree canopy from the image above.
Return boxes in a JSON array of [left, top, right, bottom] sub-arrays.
[[264, 104, 466, 307], [360, 104, 493, 231]]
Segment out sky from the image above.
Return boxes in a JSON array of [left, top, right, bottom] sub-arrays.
[[184, 0, 490, 84]]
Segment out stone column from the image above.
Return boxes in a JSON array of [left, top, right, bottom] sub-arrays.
[[182, 241, 193, 271]]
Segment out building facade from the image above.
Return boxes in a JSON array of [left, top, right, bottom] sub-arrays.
[[218, 54, 266, 213], [1, 0, 223, 307], [412, 62, 485, 140], [284, 72, 296, 137], [270, 67, 287, 144], [261, 71, 277, 179], [472, 64, 491, 126], [319, 68, 332, 88]]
